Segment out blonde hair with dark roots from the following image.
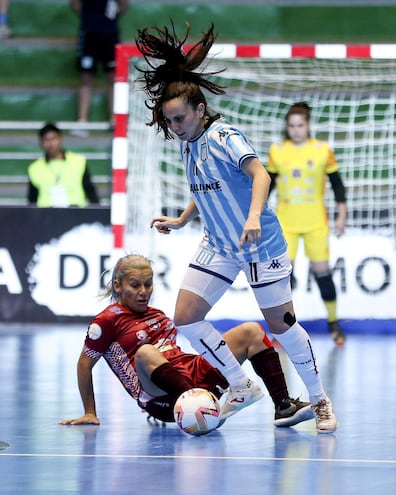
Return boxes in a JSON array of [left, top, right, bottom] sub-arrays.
[[135, 21, 226, 139], [103, 254, 153, 301]]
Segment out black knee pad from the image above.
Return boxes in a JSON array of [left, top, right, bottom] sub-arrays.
[[283, 311, 296, 327], [314, 271, 336, 301]]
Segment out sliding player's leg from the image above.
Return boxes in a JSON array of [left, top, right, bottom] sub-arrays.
[[223, 322, 313, 427]]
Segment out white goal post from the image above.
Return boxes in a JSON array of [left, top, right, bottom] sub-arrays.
[[111, 42, 396, 253]]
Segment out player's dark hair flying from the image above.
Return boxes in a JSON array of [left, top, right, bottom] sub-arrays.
[[135, 22, 226, 139]]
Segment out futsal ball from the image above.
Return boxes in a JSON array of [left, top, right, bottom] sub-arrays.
[[173, 388, 221, 436]]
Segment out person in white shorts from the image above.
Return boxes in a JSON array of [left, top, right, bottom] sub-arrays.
[[135, 22, 337, 433]]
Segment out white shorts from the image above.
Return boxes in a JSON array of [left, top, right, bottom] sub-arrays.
[[180, 241, 293, 309]]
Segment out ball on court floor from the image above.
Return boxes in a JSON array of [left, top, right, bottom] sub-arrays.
[[173, 388, 221, 436]]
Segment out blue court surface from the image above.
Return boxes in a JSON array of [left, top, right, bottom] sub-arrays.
[[1, 323, 396, 495]]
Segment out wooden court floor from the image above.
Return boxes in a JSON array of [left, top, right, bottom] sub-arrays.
[[1, 323, 396, 495]]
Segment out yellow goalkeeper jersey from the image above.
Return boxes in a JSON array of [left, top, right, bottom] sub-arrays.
[[267, 138, 339, 233]]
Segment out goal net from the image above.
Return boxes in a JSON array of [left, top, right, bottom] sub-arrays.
[[113, 45, 396, 253]]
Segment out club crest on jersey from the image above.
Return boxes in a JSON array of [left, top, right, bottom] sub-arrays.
[[200, 142, 208, 161], [146, 319, 161, 331]]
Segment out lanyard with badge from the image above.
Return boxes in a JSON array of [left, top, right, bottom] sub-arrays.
[[105, 0, 118, 20], [49, 162, 69, 207]]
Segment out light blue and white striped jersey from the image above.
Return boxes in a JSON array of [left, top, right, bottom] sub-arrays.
[[180, 117, 287, 262]]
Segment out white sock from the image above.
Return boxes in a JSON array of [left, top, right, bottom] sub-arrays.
[[274, 322, 326, 404], [177, 320, 248, 388]]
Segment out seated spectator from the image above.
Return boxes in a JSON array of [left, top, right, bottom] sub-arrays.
[[0, 0, 11, 39], [27, 123, 100, 207]]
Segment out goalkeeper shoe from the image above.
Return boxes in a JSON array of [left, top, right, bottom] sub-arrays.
[[220, 379, 264, 419], [312, 397, 337, 434], [274, 398, 314, 427], [329, 321, 346, 346]]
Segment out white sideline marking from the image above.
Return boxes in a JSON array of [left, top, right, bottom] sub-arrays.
[[0, 453, 395, 464]]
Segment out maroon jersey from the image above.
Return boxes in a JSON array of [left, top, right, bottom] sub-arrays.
[[83, 303, 183, 399], [83, 303, 227, 411]]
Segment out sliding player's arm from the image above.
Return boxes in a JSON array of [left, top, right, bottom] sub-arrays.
[[59, 352, 101, 425]]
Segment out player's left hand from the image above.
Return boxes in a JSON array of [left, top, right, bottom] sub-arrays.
[[150, 215, 185, 234], [59, 413, 100, 425], [334, 217, 346, 237], [239, 217, 262, 248]]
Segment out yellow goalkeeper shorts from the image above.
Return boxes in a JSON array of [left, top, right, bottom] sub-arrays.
[[283, 224, 330, 263]]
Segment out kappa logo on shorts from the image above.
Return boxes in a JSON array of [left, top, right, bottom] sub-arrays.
[[267, 258, 283, 270]]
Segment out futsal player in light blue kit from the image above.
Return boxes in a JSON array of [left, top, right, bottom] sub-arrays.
[[136, 22, 337, 433]]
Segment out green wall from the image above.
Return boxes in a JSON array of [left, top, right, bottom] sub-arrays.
[[7, 2, 396, 42]]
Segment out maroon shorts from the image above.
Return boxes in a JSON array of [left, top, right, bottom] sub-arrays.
[[140, 352, 228, 422]]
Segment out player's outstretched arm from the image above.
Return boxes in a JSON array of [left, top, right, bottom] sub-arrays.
[[150, 200, 199, 234], [59, 352, 100, 425]]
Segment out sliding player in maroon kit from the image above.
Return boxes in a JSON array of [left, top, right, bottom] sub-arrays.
[[60, 254, 313, 428]]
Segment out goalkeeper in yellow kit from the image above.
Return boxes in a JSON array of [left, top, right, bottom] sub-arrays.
[[266, 102, 347, 346]]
